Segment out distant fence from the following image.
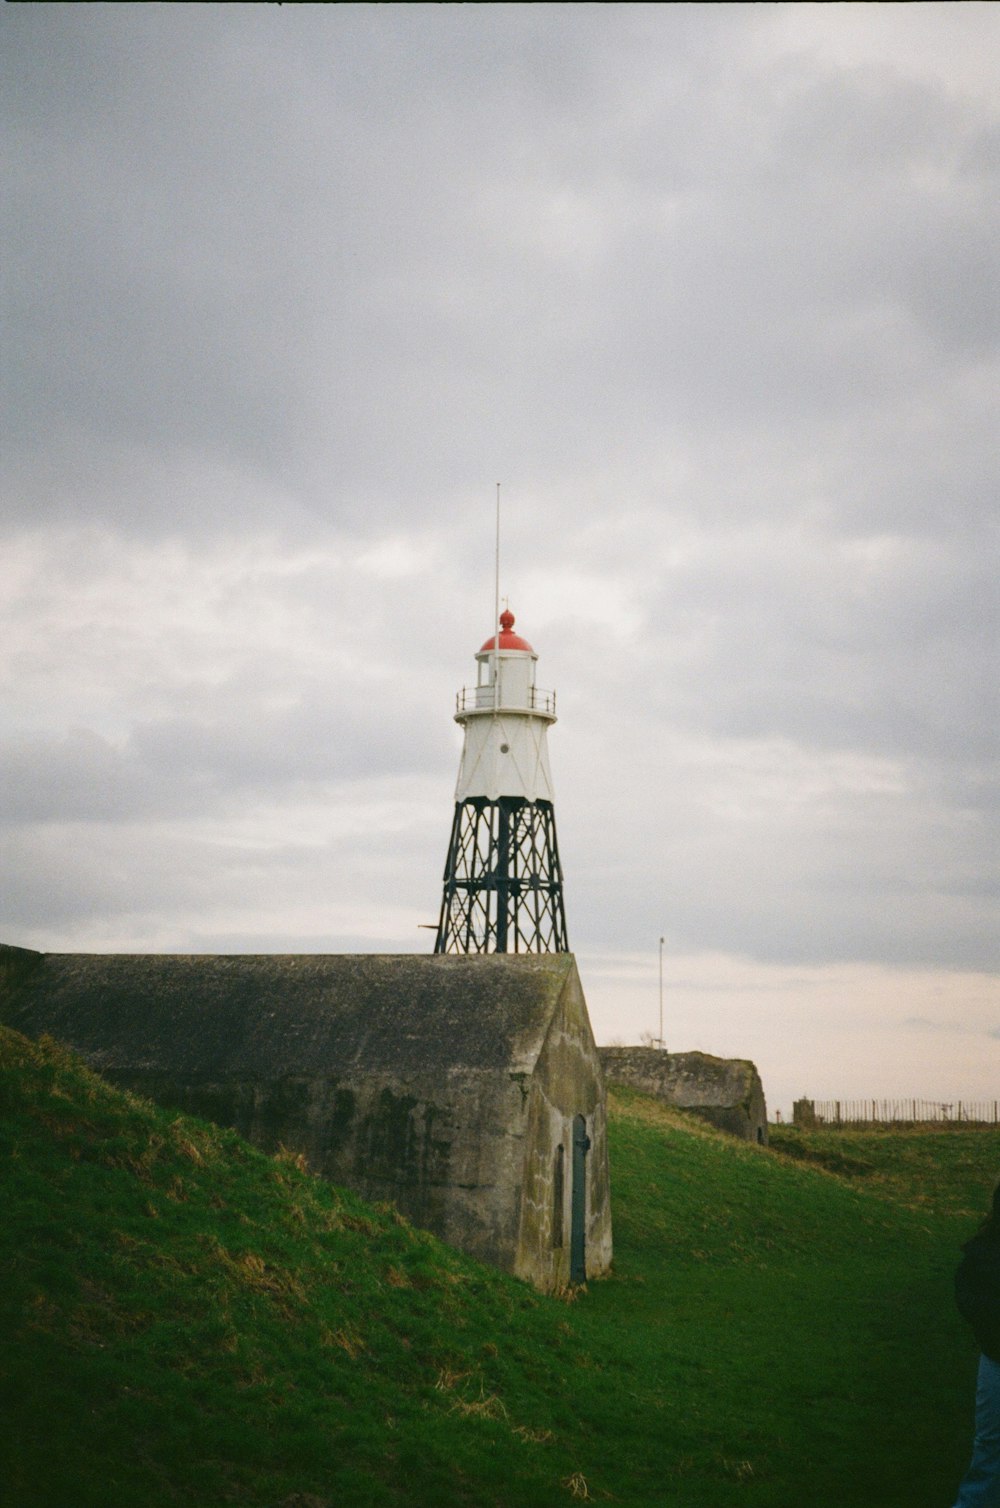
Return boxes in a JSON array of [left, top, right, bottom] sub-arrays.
[[794, 1098, 1000, 1130]]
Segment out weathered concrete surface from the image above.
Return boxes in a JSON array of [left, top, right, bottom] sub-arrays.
[[0, 944, 611, 1290], [517, 962, 611, 1289], [599, 1046, 768, 1144]]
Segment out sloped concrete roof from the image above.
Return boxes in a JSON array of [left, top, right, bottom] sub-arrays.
[[0, 945, 577, 1077]]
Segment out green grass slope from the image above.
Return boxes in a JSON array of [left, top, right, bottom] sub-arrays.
[[2, 1028, 998, 1507]]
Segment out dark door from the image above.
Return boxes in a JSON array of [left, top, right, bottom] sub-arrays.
[[570, 1114, 591, 1283]]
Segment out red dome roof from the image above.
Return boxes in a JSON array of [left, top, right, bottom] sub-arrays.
[[479, 608, 534, 654]]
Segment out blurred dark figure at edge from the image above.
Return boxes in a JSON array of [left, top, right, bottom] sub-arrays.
[[953, 1183, 1000, 1507]]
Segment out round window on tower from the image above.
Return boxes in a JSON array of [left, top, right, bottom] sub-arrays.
[[500, 743, 510, 753]]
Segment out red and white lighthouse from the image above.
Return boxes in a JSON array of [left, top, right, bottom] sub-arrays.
[[434, 609, 569, 954]]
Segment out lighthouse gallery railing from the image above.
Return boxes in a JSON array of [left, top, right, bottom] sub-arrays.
[[455, 686, 556, 715]]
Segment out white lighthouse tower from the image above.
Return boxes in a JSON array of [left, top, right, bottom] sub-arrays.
[[434, 608, 569, 954]]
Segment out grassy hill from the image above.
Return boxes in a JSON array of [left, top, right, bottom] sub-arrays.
[[2, 1025, 998, 1507]]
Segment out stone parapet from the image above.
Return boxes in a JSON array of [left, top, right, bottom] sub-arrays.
[[599, 1046, 768, 1145]]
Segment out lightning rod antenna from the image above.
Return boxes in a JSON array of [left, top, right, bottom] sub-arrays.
[[493, 482, 501, 712]]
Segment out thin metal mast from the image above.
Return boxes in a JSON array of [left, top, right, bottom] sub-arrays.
[[493, 482, 501, 712], [492, 482, 503, 936]]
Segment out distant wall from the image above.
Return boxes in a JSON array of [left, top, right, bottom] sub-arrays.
[[599, 1047, 768, 1145]]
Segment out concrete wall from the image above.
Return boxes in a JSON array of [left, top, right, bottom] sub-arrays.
[[0, 944, 611, 1290], [517, 962, 612, 1290], [599, 1046, 768, 1145]]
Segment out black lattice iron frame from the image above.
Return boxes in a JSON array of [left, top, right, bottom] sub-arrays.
[[434, 796, 568, 954]]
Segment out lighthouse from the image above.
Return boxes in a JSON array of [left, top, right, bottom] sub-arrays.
[[434, 608, 569, 954]]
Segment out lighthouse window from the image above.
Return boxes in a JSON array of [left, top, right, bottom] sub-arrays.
[[500, 743, 509, 753]]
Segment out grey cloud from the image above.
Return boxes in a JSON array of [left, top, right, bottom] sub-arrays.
[[649, 538, 998, 762], [1, 6, 996, 996], [0, 730, 150, 823], [5, 6, 997, 542], [0, 695, 453, 828], [3, 803, 445, 953], [562, 780, 998, 971], [906, 1017, 1000, 1039], [130, 692, 454, 790]]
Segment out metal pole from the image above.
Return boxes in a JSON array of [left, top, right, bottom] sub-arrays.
[[493, 483, 501, 713], [658, 935, 664, 1049]]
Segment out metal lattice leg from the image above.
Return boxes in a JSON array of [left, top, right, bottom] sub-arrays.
[[434, 798, 568, 954]]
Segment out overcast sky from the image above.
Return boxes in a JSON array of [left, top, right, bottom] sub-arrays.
[[2, 4, 997, 1117]]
